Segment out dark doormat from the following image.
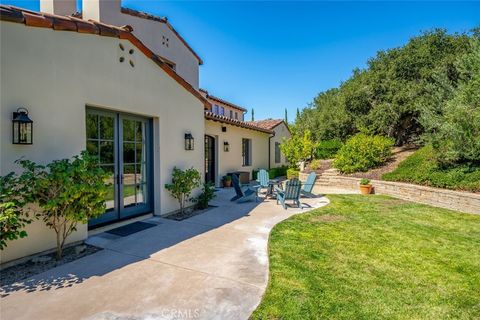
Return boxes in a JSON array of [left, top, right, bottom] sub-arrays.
[[106, 221, 156, 237]]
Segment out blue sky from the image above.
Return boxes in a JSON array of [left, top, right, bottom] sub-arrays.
[[2, 1, 479, 121]]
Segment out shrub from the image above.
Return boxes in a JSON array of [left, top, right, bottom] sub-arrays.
[[253, 166, 288, 180], [18, 151, 109, 259], [165, 167, 201, 215], [309, 159, 322, 171], [383, 145, 480, 192], [0, 171, 35, 250], [315, 139, 343, 159], [333, 134, 394, 174], [195, 182, 216, 210], [270, 166, 288, 178], [287, 168, 299, 179]]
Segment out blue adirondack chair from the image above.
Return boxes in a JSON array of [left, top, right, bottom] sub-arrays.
[[275, 178, 302, 209], [301, 172, 317, 198], [230, 174, 257, 203], [253, 169, 270, 195]]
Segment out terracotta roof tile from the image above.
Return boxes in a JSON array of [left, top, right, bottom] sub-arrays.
[[0, 5, 210, 109], [205, 111, 273, 134], [247, 119, 287, 130]]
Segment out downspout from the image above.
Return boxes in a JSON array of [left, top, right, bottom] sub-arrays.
[[268, 132, 275, 170]]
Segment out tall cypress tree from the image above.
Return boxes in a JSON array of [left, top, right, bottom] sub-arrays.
[[284, 108, 288, 123], [251, 108, 255, 121]]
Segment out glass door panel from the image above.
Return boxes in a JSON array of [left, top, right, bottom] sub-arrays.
[[87, 112, 118, 226], [119, 117, 150, 219], [87, 109, 152, 228]]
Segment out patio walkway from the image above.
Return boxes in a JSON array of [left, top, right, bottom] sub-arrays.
[[1, 189, 329, 320]]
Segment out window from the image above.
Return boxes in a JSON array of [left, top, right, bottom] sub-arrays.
[[275, 142, 281, 163], [235, 112, 238, 120], [230, 110, 233, 119], [220, 106, 225, 116], [242, 138, 252, 166], [213, 104, 219, 114]]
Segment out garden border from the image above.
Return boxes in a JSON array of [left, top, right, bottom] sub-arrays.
[[300, 170, 480, 215]]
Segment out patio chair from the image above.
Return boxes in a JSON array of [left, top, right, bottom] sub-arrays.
[[275, 178, 302, 209], [252, 169, 270, 195], [230, 174, 257, 203], [301, 172, 317, 198]]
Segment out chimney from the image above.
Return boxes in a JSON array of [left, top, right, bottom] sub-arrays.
[[40, 0, 77, 16], [82, 0, 121, 22]]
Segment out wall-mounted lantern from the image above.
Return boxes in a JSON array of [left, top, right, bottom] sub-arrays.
[[12, 108, 33, 145], [184, 133, 194, 150], [223, 141, 230, 152]]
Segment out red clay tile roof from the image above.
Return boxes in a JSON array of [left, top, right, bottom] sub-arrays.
[[0, 5, 209, 109], [205, 111, 273, 134], [247, 119, 288, 131], [200, 89, 247, 112], [120, 7, 203, 65]]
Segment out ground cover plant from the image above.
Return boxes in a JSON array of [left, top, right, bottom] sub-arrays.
[[383, 145, 480, 192], [252, 195, 480, 319]]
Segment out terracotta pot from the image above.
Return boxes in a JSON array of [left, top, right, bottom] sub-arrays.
[[359, 184, 372, 195], [223, 180, 232, 188]]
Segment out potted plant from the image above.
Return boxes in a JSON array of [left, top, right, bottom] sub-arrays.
[[223, 175, 232, 188], [359, 178, 372, 195]]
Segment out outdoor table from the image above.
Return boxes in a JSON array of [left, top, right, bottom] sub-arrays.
[[267, 180, 283, 198]]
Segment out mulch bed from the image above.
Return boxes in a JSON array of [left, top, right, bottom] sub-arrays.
[[0, 244, 101, 287], [164, 205, 218, 221]]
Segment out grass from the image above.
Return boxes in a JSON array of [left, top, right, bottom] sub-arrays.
[[382, 145, 480, 193], [252, 195, 480, 319]]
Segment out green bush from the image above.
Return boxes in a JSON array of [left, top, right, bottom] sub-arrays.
[[0, 171, 34, 250], [195, 182, 216, 210], [253, 166, 288, 180], [165, 167, 201, 216], [383, 146, 480, 192], [315, 139, 343, 159], [287, 168, 299, 179], [309, 159, 322, 171], [17, 151, 109, 259], [333, 134, 394, 174]]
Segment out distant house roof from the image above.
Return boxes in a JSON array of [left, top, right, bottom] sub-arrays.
[[200, 89, 247, 112], [0, 5, 209, 109], [120, 7, 203, 65], [205, 111, 273, 134], [247, 119, 289, 131]]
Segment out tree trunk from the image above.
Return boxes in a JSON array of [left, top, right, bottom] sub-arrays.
[[55, 230, 62, 260]]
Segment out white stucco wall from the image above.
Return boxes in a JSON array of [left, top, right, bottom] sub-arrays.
[[270, 122, 291, 168], [81, 0, 200, 89], [205, 120, 270, 186], [0, 22, 204, 263]]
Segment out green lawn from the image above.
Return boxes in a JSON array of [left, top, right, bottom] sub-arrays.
[[252, 195, 480, 319], [382, 146, 480, 193]]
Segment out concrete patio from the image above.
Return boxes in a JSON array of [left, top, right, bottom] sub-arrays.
[[1, 189, 329, 320]]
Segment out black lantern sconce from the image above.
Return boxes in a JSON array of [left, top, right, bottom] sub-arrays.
[[12, 108, 33, 145], [184, 133, 194, 150], [223, 141, 230, 152]]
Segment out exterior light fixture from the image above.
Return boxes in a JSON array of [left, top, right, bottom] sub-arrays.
[[12, 107, 33, 145], [184, 133, 194, 150], [223, 141, 230, 152]]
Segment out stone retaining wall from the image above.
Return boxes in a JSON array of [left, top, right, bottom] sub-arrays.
[[300, 171, 480, 215]]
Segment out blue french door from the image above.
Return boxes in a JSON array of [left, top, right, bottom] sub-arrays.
[[86, 109, 153, 228]]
